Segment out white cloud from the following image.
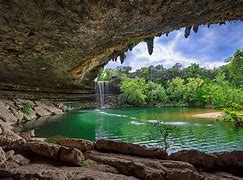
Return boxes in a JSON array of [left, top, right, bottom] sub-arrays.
[[106, 31, 199, 71], [105, 22, 242, 71]]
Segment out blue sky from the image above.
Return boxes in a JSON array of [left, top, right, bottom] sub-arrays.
[[105, 21, 243, 71]]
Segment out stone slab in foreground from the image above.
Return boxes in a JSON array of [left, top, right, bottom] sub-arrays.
[[95, 139, 168, 159]]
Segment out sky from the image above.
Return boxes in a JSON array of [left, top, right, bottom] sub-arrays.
[[105, 21, 243, 71]]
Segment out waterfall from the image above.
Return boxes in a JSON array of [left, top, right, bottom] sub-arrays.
[[96, 81, 110, 108]]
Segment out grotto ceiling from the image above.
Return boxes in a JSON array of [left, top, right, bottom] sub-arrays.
[[0, 0, 242, 99]]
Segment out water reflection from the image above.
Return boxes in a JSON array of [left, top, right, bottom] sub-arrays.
[[23, 107, 243, 153]]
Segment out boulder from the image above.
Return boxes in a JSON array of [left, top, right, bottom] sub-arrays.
[[57, 138, 94, 152], [20, 130, 35, 140], [5, 150, 15, 160], [201, 172, 243, 180], [0, 146, 6, 165], [86, 150, 203, 180], [213, 151, 243, 167], [8, 154, 30, 165], [47, 106, 63, 115], [87, 159, 119, 174], [0, 163, 138, 180], [14, 110, 24, 122], [58, 146, 84, 166], [34, 106, 51, 117], [35, 101, 49, 109], [0, 101, 18, 124], [0, 120, 22, 146], [27, 140, 60, 159], [169, 150, 220, 169], [23, 109, 37, 121], [8, 140, 85, 166], [95, 139, 167, 159]]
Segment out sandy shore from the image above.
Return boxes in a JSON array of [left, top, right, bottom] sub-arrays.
[[193, 112, 223, 119]]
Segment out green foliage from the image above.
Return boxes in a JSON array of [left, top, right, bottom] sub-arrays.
[[226, 49, 243, 85], [221, 109, 239, 122], [183, 77, 204, 106], [166, 77, 185, 105], [119, 75, 147, 106], [146, 81, 168, 104], [202, 73, 242, 109], [81, 160, 90, 168], [98, 50, 243, 110], [153, 122, 176, 150], [96, 68, 115, 82], [23, 102, 31, 114]]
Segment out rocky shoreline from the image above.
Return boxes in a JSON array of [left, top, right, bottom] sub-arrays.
[[0, 99, 242, 179]]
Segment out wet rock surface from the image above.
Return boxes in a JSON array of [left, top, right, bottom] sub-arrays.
[[57, 138, 94, 152], [96, 139, 168, 159]]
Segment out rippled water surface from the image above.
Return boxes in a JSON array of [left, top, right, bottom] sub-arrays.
[[24, 107, 243, 153]]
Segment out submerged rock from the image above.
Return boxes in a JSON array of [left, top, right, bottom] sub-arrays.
[[95, 139, 168, 159]]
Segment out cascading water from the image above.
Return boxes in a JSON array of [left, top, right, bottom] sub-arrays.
[[96, 81, 110, 108]]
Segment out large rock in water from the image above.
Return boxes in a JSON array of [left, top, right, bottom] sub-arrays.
[[57, 138, 94, 152], [95, 139, 168, 159]]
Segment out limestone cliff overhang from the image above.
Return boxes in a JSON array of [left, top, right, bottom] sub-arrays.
[[0, 0, 242, 99]]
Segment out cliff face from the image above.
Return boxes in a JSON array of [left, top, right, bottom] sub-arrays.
[[0, 0, 242, 99]]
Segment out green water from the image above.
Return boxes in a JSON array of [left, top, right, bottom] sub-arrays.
[[24, 107, 243, 153]]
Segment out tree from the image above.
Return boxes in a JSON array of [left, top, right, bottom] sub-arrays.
[[166, 77, 185, 105], [184, 77, 204, 106], [226, 49, 243, 86], [119, 75, 148, 106], [146, 81, 168, 104]]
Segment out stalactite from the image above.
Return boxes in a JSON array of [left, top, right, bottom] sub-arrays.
[[219, 21, 226, 25], [207, 24, 210, 28], [127, 44, 133, 51], [166, 32, 169, 36], [145, 37, 154, 55], [156, 32, 162, 37], [184, 26, 191, 38], [193, 25, 199, 33], [119, 53, 126, 64]]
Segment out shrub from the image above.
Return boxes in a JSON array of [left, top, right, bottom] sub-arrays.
[[81, 160, 90, 168], [23, 102, 31, 114]]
